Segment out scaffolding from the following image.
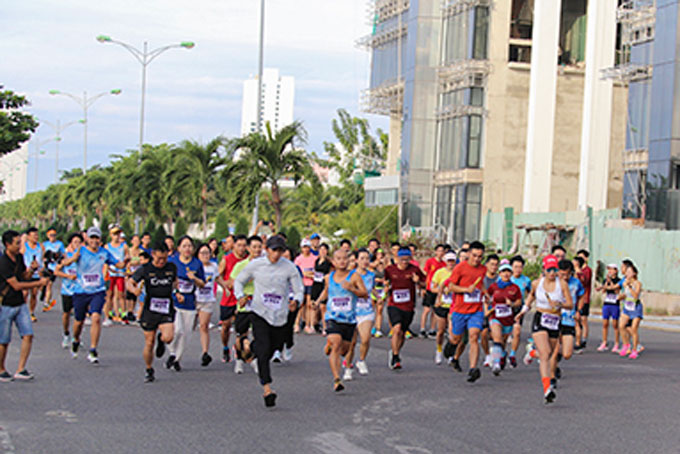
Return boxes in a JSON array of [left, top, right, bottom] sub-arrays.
[[618, 0, 656, 46], [441, 0, 490, 18], [366, 0, 410, 26], [360, 79, 404, 115], [438, 59, 490, 92], [356, 22, 407, 49], [435, 104, 487, 121]]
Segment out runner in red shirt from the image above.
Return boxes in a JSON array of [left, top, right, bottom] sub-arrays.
[[219, 235, 248, 363], [485, 259, 522, 376], [384, 247, 425, 370], [419, 244, 446, 338], [575, 249, 592, 351], [443, 241, 487, 383]]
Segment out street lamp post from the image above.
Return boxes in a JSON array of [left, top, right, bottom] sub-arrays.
[[251, 0, 266, 233], [40, 118, 83, 183], [96, 35, 195, 153], [29, 137, 53, 191], [49, 89, 122, 173]]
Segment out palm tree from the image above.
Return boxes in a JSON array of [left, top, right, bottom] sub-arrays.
[[283, 182, 342, 230], [226, 121, 313, 231]]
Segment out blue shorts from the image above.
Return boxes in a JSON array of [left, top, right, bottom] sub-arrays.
[[602, 304, 620, 320], [451, 311, 484, 336], [0, 304, 34, 344], [73, 292, 106, 322], [489, 319, 513, 335], [622, 303, 643, 320]]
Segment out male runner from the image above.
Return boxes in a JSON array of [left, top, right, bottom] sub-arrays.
[[508, 255, 532, 367], [420, 244, 446, 338], [219, 235, 248, 362], [42, 227, 65, 312], [481, 254, 499, 368], [575, 250, 592, 352], [53, 233, 82, 348], [21, 227, 44, 322]]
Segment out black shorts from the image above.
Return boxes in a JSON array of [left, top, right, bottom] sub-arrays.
[[126, 291, 137, 302], [513, 306, 525, 326], [49, 274, 57, 282], [434, 306, 450, 319], [560, 325, 576, 337], [482, 315, 490, 330], [304, 285, 313, 296], [579, 303, 590, 317], [234, 312, 251, 336], [325, 320, 356, 342], [62, 295, 73, 313], [220, 305, 236, 321], [423, 291, 437, 307], [387, 306, 414, 330], [140, 309, 175, 332], [531, 312, 560, 339]]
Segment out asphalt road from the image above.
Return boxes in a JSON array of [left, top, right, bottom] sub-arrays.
[[1, 306, 679, 454]]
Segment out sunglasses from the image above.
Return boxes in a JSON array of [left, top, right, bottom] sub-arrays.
[[546, 267, 558, 273]]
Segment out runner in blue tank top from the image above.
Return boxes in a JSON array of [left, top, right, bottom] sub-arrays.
[[315, 248, 367, 392], [343, 248, 376, 380], [42, 227, 65, 312], [21, 227, 44, 321]]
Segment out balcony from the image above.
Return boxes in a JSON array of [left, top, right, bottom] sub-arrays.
[[360, 78, 404, 115]]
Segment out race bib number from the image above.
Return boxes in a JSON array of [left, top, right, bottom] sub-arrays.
[[624, 300, 636, 311], [604, 293, 618, 304], [150, 298, 170, 314], [441, 293, 453, 306], [83, 273, 100, 287], [357, 297, 372, 310], [178, 279, 193, 293], [198, 286, 213, 298], [393, 289, 410, 303], [263, 293, 283, 310], [375, 288, 385, 299], [464, 289, 482, 303], [330, 296, 351, 312], [540, 313, 560, 330], [313, 271, 325, 283], [494, 304, 512, 318]]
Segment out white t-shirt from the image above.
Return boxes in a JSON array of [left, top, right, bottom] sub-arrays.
[[196, 262, 219, 304]]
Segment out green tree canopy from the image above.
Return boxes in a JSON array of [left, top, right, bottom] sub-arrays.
[[0, 86, 39, 155]]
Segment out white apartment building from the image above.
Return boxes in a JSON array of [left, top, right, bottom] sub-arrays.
[[0, 144, 28, 202], [240, 68, 295, 136]]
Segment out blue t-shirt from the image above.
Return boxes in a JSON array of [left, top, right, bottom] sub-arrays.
[[106, 242, 126, 277], [169, 255, 205, 310], [73, 246, 119, 294], [44, 240, 66, 272], [140, 246, 152, 255], [511, 275, 532, 302], [561, 276, 585, 327], [325, 270, 357, 324], [355, 270, 375, 318], [23, 242, 42, 279], [60, 251, 78, 296]]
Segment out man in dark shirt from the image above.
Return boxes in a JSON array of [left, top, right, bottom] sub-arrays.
[[0, 230, 50, 381]]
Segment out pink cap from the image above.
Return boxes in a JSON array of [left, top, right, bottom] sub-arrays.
[[543, 255, 559, 270]]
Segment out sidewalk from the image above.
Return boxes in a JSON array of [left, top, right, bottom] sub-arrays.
[[591, 310, 680, 333]]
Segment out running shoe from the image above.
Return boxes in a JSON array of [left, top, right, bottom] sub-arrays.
[[388, 328, 394, 338], [87, 350, 99, 364], [404, 331, 411, 339], [574, 345, 584, 355], [450, 358, 462, 372], [144, 368, 155, 383], [388, 350, 394, 369], [222, 348, 231, 363], [264, 392, 277, 407], [71, 341, 80, 359], [428, 329, 437, 337], [13, 369, 34, 382], [509, 355, 518, 368], [250, 360, 259, 374], [272, 350, 282, 363], [628, 350, 639, 360], [374, 330, 383, 338], [102, 319, 113, 327], [61, 335, 70, 349], [172, 361, 181, 372], [155, 333, 166, 358], [30, 313, 37, 323], [523, 344, 535, 366], [84, 317, 92, 326], [234, 359, 244, 374], [165, 355, 176, 369], [435, 350, 443, 365], [42, 300, 57, 312], [343, 367, 353, 381], [500, 355, 507, 370], [550, 378, 558, 389], [466, 368, 481, 383], [483, 354, 492, 368], [371, 326, 376, 336], [0, 371, 13, 382], [544, 386, 556, 404], [392, 355, 402, 370], [597, 341, 608, 352], [555, 367, 562, 379], [201, 352, 212, 367], [126, 312, 137, 323], [333, 379, 345, 392], [611, 343, 620, 354], [637, 344, 645, 353], [492, 363, 501, 376], [356, 360, 369, 376], [419, 330, 428, 339], [283, 347, 293, 362], [304, 326, 315, 335], [619, 344, 631, 357]]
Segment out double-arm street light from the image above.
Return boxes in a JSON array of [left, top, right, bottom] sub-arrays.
[[96, 35, 195, 153], [40, 118, 83, 183], [48, 89, 122, 173]]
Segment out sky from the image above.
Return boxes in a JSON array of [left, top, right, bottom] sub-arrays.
[[1, 0, 386, 192]]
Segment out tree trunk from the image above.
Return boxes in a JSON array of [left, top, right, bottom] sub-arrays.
[[272, 181, 282, 232]]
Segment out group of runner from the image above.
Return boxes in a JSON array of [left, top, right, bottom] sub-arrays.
[[0, 225, 646, 407]]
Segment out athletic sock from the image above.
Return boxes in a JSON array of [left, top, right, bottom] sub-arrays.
[[491, 342, 502, 367], [510, 349, 516, 357], [542, 377, 551, 393], [436, 344, 443, 353]]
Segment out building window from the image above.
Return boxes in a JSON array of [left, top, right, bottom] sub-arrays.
[[438, 114, 483, 171], [442, 6, 489, 64], [435, 185, 453, 228], [365, 189, 398, 207], [452, 183, 482, 244]]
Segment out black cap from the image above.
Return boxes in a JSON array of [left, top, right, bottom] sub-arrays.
[[266, 235, 287, 251]]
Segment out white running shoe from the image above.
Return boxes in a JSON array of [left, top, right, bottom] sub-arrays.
[[234, 359, 244, 374], [523, 343, 535, 366], [343, 367, 353, 381], [102, 319, 113, 327], [250, 360, 258, 374], [356, 360, 369, 376], [84, 317, 92, 326], [61, 335, 70, 349], [435, 350, 443, 365], [283, 347, 293, 362], [87, 351, 99, 364], [272, 350, 282, 363], [483, 354, 492, 368]]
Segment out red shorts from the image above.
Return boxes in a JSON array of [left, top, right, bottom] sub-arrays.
[[109, 276, 125, 292]]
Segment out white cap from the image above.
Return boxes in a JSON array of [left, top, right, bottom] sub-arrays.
[[607, 263, 618, 269], [444, 252, 457, 261], [300, 238, 312, 248]]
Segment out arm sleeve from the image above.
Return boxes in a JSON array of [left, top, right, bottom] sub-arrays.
[[290, 264, 304, 303]]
